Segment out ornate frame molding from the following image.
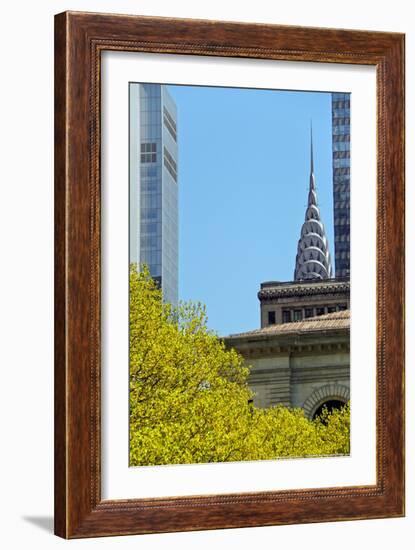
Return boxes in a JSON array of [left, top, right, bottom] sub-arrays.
[[55, 11, 405, 538]]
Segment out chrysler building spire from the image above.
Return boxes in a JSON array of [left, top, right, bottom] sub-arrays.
[[294, 125, 332, 281]]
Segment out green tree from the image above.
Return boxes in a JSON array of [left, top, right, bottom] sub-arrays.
[[314, 403, 351, 456], [129, 264, 350, 466]]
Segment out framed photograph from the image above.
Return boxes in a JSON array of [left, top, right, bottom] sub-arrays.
[[54, 11, 405, 538]]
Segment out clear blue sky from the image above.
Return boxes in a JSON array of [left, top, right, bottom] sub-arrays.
[[168, 84, 333, 336]]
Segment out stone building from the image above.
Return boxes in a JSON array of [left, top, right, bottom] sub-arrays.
[[259, 278, 350, 328], [224, 129, 350, 419], [225, 309, 350, 419]]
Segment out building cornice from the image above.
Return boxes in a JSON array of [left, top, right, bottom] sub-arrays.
[[258, 280, 350, 301], [226, 337, 350, 359]]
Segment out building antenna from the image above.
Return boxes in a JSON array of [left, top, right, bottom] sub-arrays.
[[310, 120, 314, 176]]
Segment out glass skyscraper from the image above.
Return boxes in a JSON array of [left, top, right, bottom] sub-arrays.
[[129, 83, 178, 306], [331, 92, 350, 278]]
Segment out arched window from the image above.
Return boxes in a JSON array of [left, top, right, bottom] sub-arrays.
[[312, 399, 346, 420]]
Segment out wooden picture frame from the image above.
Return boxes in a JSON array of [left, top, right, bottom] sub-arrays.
[[54, 11, 405, 538]]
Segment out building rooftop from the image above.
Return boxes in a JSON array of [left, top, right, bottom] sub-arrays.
[[260, 277, 350, 289], [226, 309, 350, 340], [258, 278, 350, 300]]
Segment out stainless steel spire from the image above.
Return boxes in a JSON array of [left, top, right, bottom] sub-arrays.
[[294, 126, 332, 281]]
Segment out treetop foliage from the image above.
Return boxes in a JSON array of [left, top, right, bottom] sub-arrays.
[[129, 264, 350, 466]]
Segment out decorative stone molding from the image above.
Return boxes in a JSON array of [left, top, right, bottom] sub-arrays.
[[302, 383, 350, 419], [258, 280, 350, 301]]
